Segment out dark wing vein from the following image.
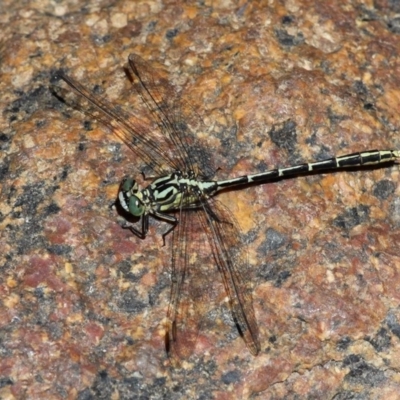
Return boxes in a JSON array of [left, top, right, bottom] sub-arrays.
[[58, 54, 215, 178], [58, 54, 203, 176], [57, 71, 179, 175], [199, 197, 260, 355], [128, 54, 194, 175], [166, 190, 198, 360], [167, 192, 260, 358], [127, 54, 215, 179]]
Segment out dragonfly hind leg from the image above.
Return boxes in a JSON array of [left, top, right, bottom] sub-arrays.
[[151, 210, 178, 246]]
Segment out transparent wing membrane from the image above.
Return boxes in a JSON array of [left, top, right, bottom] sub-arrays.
[[201, 198, 260, 355]]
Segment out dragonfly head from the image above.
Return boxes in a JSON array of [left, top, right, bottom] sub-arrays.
[[118, 178, 145, 217]]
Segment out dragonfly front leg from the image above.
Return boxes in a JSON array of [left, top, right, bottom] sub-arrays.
[[121, 214, 149, 239]]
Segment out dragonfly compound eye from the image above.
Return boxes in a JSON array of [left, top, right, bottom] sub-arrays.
[[122, 177, 136, 193], [129, 196, 145, 216]]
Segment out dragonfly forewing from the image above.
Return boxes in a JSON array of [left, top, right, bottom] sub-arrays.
[[127, 54, 216, 179]]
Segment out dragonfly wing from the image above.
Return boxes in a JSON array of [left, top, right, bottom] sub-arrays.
[[127, 54, 216, 179], [199, 197, 261, 356], [166, 195, 227, 361], [166, 192, 260, 360], [166, 205, 207, 361], [56, 72, 175, 175], [58, 55, 215, 178]]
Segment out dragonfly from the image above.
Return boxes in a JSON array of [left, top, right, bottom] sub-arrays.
[[58, 54, 400, 359]]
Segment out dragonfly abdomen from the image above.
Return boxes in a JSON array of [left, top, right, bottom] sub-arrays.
[[215, 149, 400, 190]]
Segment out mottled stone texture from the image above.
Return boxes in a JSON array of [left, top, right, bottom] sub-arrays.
[[1, 0, 400, 399]]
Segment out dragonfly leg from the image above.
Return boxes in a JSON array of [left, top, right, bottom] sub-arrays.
[[121, 214, 149, 239], [152, 210, 178, 246], [161, 221, 179, 246]]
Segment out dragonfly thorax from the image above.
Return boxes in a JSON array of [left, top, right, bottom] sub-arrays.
[[119, 172, 218, 217]]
